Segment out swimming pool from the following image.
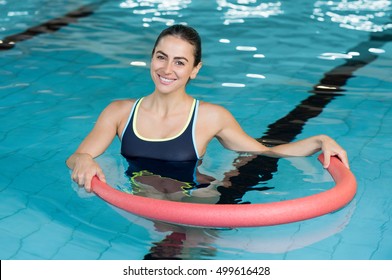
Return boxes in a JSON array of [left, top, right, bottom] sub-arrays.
[[0, 0, 391, 260]]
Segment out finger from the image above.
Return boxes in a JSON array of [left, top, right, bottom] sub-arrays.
[[72, 172, 84, 187], [343, 158, 350, 169], [337, 151, 350, 169], [323, 151, 331, 168], [96, 169, 106, 183], [76, 172, 87, 187], [84, 174, 92, 192], [71, 171, 79, 184]]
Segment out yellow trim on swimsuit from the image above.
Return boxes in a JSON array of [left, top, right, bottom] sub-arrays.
[[132, 98, 196, 142]]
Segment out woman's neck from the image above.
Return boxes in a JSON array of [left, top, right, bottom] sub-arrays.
[[143, 91, 193, 117]]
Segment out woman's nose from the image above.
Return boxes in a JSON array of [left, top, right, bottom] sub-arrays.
[[163, 61, 173, 74]]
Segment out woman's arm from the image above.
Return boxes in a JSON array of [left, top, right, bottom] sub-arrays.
[[66, 100, 131, 191], [265, 135, 349, 169], [211, 105, 349, 169]]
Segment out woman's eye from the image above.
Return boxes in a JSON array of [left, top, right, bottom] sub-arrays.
[[156, 55, 165, 60], [176, 60, 185, 66]]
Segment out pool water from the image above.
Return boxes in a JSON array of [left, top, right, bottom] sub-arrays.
[[0, 0, 391, 260]]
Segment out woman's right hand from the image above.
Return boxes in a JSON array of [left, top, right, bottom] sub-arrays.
[[68, 153, 106, 192], [66, 100, 132, 192]]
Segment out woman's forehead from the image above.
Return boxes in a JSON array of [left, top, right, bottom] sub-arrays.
[[154, 35, 195, 57]]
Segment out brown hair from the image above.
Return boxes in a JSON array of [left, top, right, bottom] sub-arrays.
[[152, 24, 202, 67]]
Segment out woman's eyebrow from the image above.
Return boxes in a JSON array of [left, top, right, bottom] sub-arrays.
[[156, 50, 189, 62]]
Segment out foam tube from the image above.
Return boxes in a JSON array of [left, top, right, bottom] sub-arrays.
[[92, 154, 356, 228]]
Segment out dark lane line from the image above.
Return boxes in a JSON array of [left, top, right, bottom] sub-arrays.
[[263, 31, 392, 143], [219, 29, 392, 204], [0, 1, 107, 51]]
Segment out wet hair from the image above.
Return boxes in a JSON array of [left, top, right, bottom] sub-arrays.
[[152, 24, 202, 67]]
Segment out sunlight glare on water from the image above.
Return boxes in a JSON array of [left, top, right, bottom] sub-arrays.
[[312, 0, 392, 32]]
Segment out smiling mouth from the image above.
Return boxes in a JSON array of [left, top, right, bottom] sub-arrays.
[[158, 74, 176, 85]]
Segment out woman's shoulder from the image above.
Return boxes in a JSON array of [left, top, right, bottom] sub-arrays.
[[197, 100, 236, 132], [198, 100, 233, 118], [102, 98, 136, 113], [98, 99, 137, 120], [108, 98, 136, 108]]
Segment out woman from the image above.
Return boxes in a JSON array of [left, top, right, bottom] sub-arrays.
[[66, 24, 349, 193]]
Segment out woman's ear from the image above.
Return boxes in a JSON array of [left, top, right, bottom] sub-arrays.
[[190, 62, 202, 79]]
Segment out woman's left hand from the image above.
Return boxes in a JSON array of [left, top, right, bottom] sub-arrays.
[[319, 135, 349, 169]]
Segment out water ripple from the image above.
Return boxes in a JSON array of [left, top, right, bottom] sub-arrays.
[[119, 0, 191, 27], [217, 0, 284, 25], [312, 0, 392, 32]]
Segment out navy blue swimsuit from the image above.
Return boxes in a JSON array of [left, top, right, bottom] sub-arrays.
[[121, 98, 202, 185], [121, 98, 200, 161]]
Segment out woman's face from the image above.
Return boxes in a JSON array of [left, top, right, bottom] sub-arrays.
[[150, 35, 202, 95]]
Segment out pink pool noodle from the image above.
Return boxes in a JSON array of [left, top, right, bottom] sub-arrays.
[[92, 154, 356, 227]]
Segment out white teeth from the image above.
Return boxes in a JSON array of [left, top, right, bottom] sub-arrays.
[[159, 76, 174, 83]]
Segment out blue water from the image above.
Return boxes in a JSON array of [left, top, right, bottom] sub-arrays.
[[0, 0, 391, 260]]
